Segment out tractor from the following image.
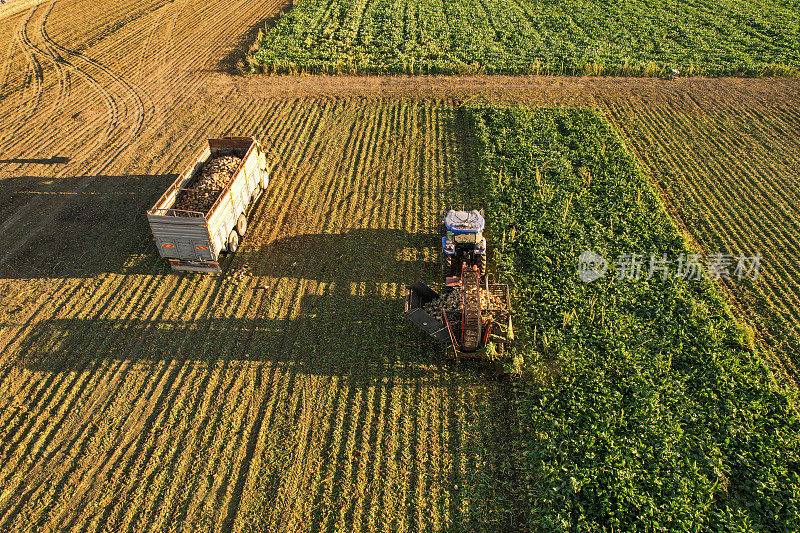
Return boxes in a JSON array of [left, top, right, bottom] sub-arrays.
[[440, 209, 487, 280], [405, 209, 515, 374]]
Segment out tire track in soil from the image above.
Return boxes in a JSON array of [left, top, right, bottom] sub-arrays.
[[37, 5, 150, 158], [29, 1, 70, 140], [0, 0, 155, 270], [133, 1, 169, 83], [0, 17, 18, 101], [1, 6, 43, 151]]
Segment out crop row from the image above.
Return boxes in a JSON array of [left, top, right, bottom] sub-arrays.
[[250, 0, 800, 76], [470, 106, 800, 531], [604, 94, 800, 386], [0, 100, 515, 531]]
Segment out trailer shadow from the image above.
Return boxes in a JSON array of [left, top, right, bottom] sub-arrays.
[[0, 174, 177, 279], [236, 228, 440, 284]]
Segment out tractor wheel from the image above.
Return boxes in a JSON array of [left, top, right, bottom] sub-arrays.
[[227, 230, 239, 253], [236, 214, 248, 236], [442, 254, 453, 279], [478, 253, 487, 280]]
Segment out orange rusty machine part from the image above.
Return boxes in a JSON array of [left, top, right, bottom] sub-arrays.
[[459, 264, 482, 352]]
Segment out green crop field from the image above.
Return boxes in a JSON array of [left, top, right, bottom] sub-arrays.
[[470, 106, 800, 531], [250, 0, 800, 75], [604, 89, 800, 388]]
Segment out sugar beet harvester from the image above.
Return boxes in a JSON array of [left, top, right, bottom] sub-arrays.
[[405, 210, 513, 366], [147, 137, 269, 273]]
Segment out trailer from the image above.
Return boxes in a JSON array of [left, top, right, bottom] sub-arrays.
[[147, 137, 269, 273]]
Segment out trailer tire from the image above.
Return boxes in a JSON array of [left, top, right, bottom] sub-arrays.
[[236, 214, 247, 236], [228, 230, 239, 253]]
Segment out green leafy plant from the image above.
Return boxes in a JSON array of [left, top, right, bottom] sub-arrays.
[[251, 0, 800, 76], [470, 106, 800, 532]]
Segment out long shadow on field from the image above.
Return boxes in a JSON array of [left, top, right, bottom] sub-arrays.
[[237, 228, 438, 284], [0, 156, 70, 164], [13, 227, 446, 376], [12, 296, 435, 380], [0, 174, 178, 279]]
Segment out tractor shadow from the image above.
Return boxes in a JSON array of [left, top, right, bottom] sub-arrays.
[[13, 227, 446, 378], [237, 228, 439, 285], [12, 292, 437, 383]]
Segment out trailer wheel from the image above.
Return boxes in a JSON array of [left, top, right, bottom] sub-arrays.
[[236, 214, 247, 236], [227, 230, 239, 253]]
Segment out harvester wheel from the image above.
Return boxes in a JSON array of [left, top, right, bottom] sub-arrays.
[[236, 214, 247, 236], [227, 230, 239, 253]]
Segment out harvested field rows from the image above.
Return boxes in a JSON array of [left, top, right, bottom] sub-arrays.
[[603, 90, 800, 385], [0, 99, 518, 531]]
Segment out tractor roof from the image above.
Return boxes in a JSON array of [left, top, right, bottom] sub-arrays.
[[444, 210, 485, 234]]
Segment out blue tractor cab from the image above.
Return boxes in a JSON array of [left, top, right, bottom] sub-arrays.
[[440, 209, 487, 279]]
